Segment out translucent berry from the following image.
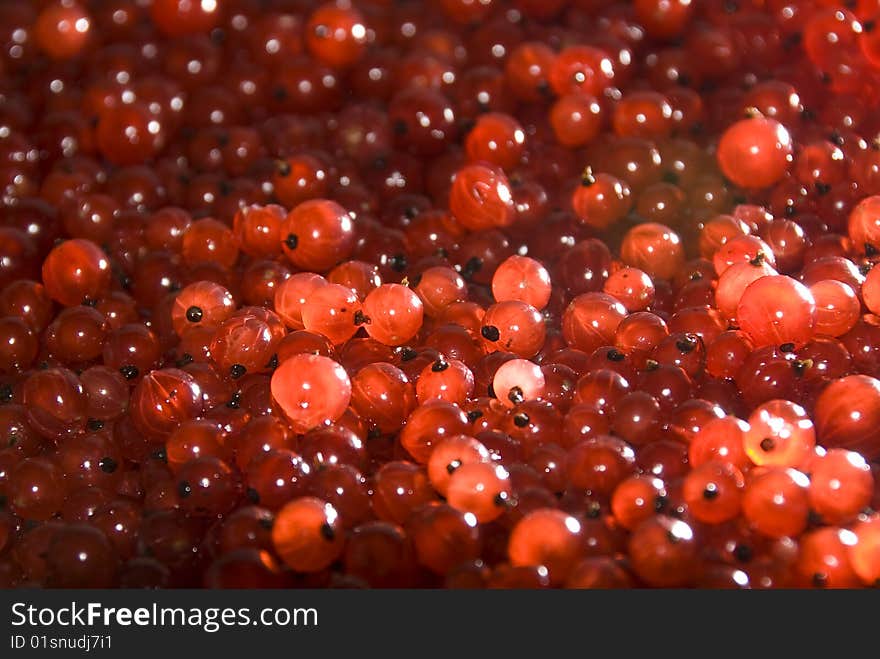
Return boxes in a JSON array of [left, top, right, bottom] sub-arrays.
[[305, 3, 368, 69], [427, 434, 490, 496], [508, 508, 584, 584], [172, 281, 235, 337], [281, 200, 356, 273], [34, 1, 91, 60], [620, 223, 685, 281], [362, 284, 424, 346], [41, 239, 111, 306], [491, 255, 552, 311], [449, 163, 515, 230], [492, 359, 545, 409], [809, 449, 873, 524], [742, 467, 810, 539], [447, 462, 511, 523], [683, 461, 745, 524], [736, 275, 816, 348], [301, 283, 361, 346], [416, 358, 475, 406], [465, 113, 525, 171], [272, 497, 344, 572], [129, 368, 204, 442], [744, 400, 816, 468], [814, 375, 880, 459]]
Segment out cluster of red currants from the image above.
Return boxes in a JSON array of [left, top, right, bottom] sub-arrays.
[[4, 0, 880, 589]]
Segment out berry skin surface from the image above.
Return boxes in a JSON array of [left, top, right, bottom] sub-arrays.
[[271, 354, 351, 434]]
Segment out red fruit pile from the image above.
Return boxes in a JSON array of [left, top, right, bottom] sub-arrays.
[[4, 0, 880, 589]]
